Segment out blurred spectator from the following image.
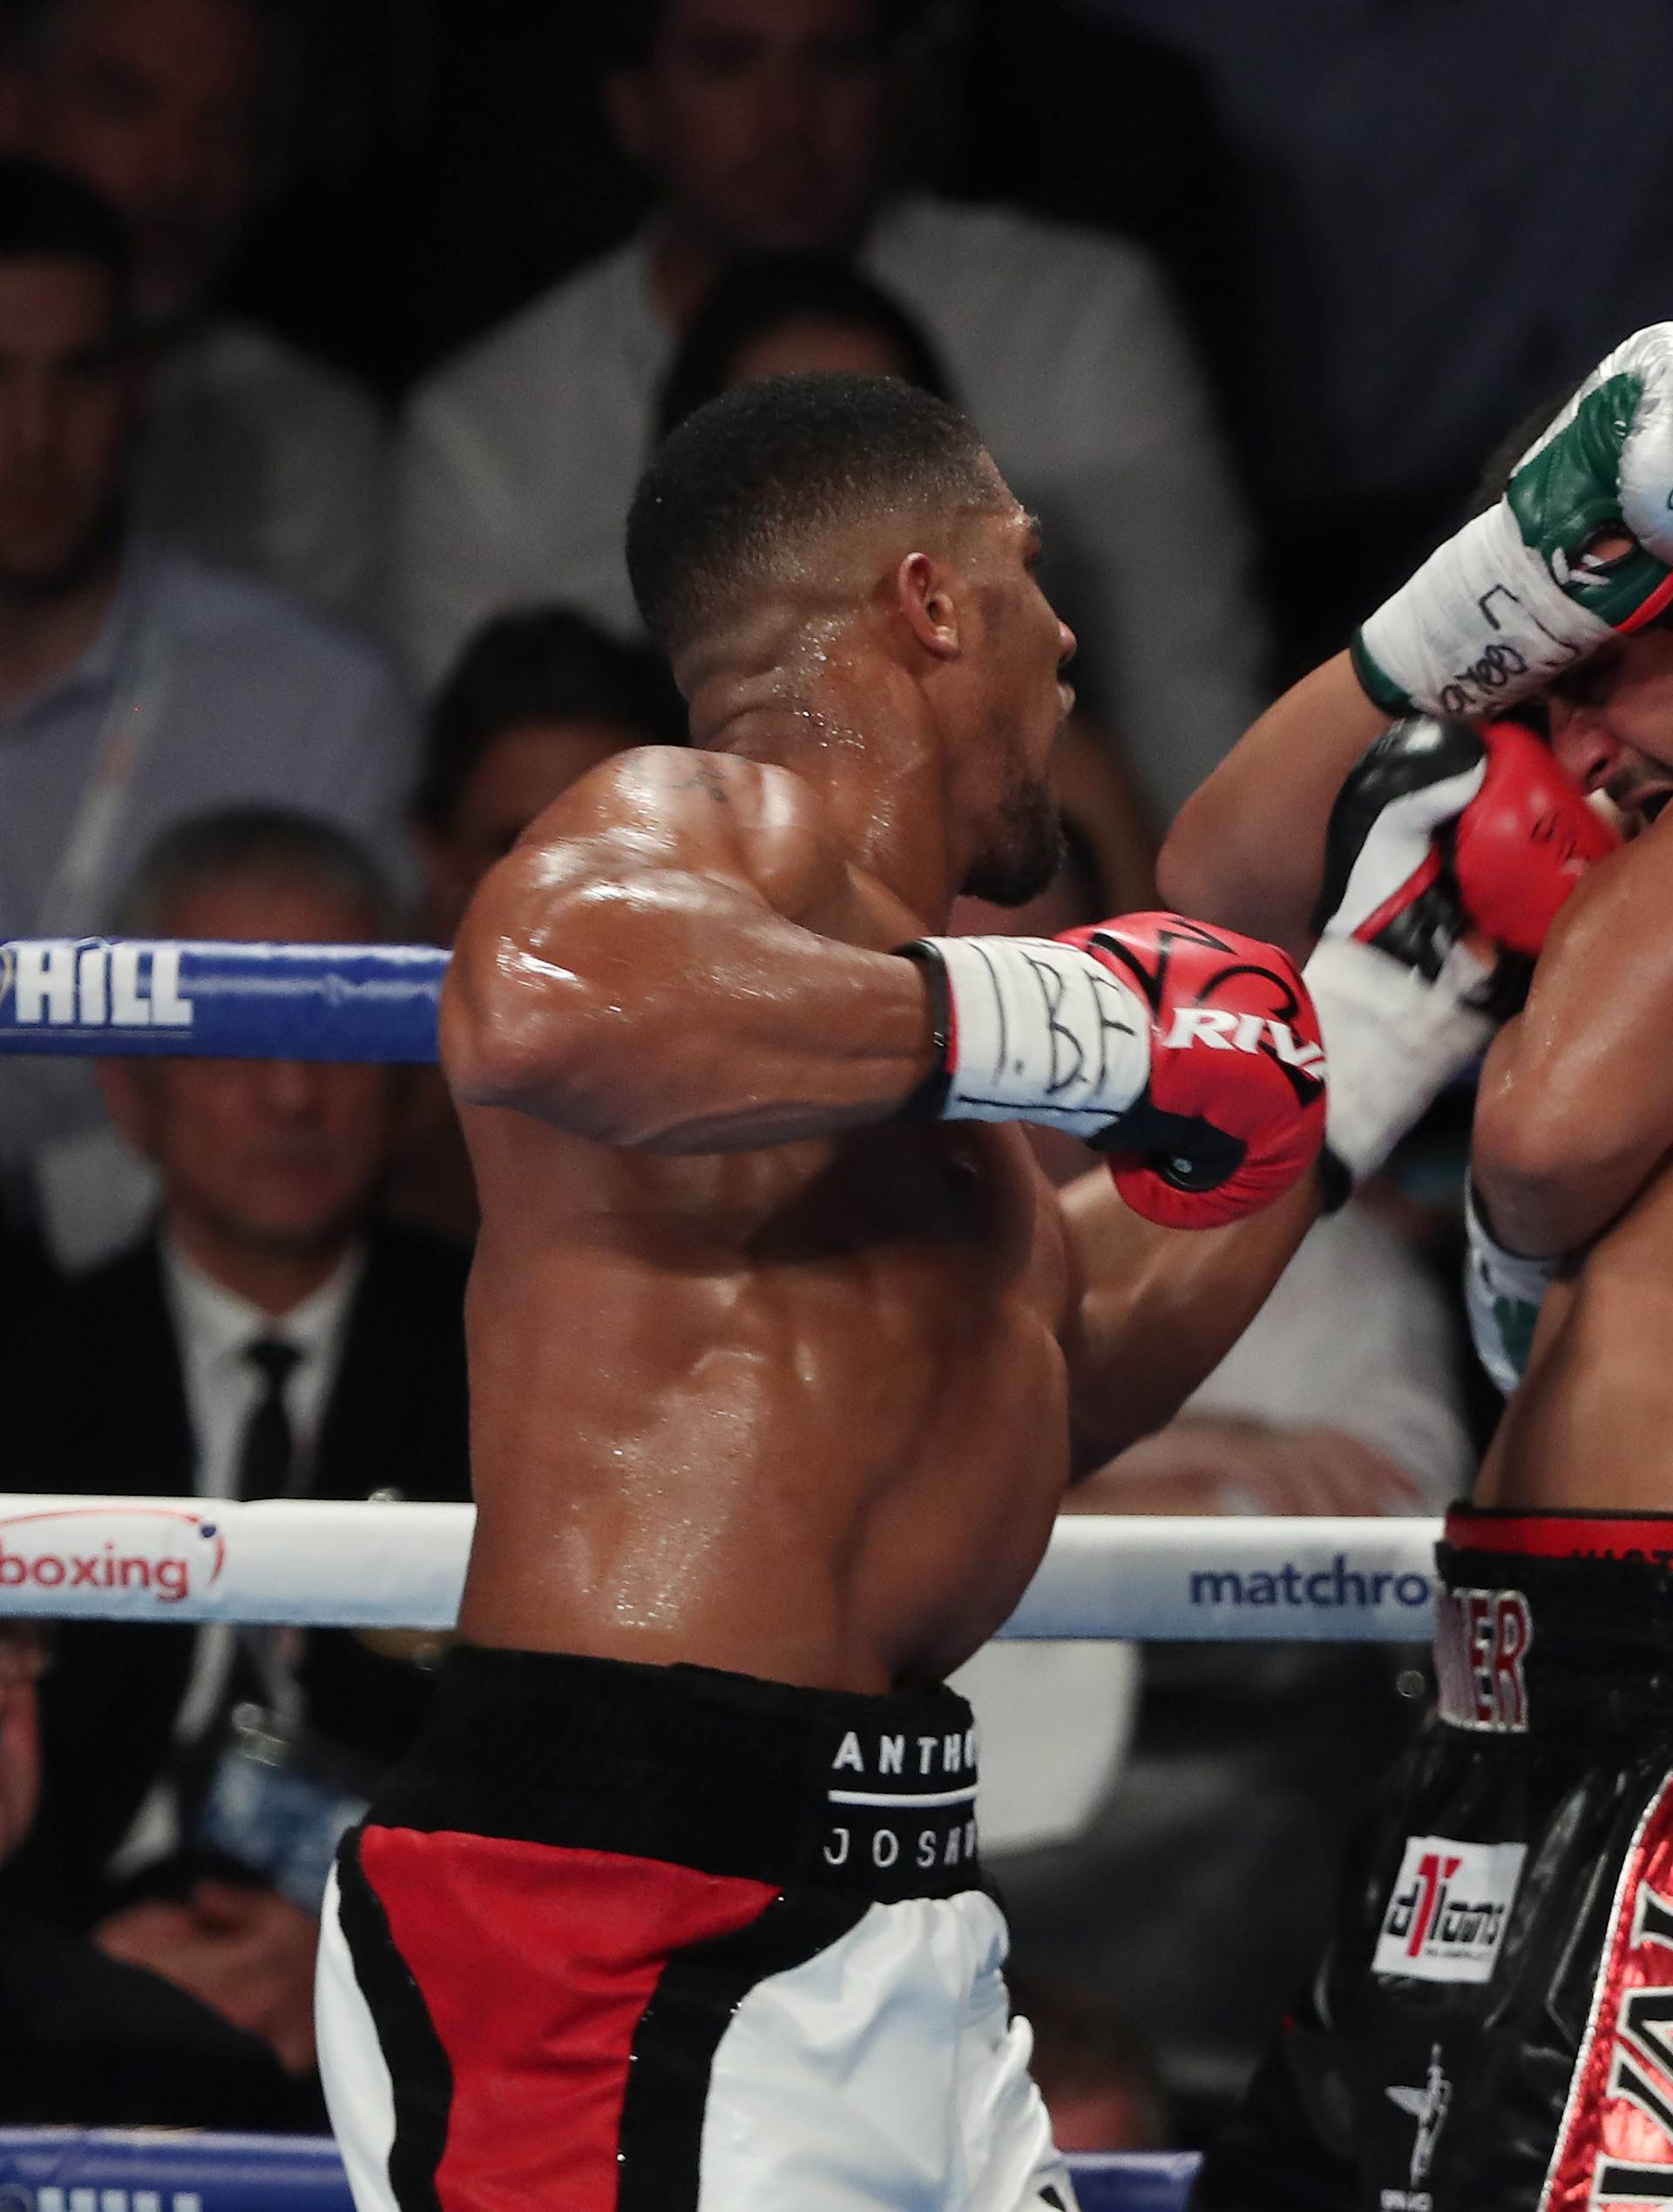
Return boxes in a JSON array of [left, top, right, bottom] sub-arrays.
[[390, 605, 686, 1242], [654, 248, 955, 434], [10, 809, 471, 2090], [411, 603, 685, 942], [0, 156, 417, 1257], [1009, 1970, 1169, 2155], [1070, 0, 1673, 675], [6, 0, 389, 620], [396, 0, 1266, 829], [0, 1618, 300, 2127]]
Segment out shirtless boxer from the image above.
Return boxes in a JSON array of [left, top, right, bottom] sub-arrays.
[[1165, 327, 1673, 2209], [306, 371, 1574, 2212]]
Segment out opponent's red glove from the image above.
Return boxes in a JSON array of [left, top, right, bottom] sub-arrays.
[[1303, 716, 1619, 1185], [898, 913, 1326, 1228]]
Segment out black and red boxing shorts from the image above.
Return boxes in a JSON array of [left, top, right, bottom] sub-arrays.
[[315, 1644, 1079, 2211], [1192, 1504, 1673, 2212]]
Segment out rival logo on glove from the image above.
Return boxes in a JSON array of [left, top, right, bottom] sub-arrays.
[[1161, 1002, 1328, 1074]]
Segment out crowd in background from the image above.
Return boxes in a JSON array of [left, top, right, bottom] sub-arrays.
[[0, 0, 1643, 2156]]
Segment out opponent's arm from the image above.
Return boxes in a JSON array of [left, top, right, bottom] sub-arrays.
[[1060, 1169, 1322, 1463], [444, 747, 938, 1151], [1160, 650, 1388, 957], [1473, 816, 1673, 1255], [1164, 323, 1673, 952]]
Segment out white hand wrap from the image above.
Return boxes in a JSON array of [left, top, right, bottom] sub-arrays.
[[1301, 935, 1494, 1183], [1357, 322, 1673, 720], [1356, 501, 1613, 723], [1464, 1182, 1561, 1395], [911, 935, 1151, 1137]]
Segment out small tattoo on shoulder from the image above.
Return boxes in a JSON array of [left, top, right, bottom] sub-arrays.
[[661, 759, 730, 803]]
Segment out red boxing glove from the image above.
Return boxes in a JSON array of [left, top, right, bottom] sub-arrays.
[[1059, 914, 1328, 1229], [1317, 717, 1618, 987], [1452, 722, 1619, 955]]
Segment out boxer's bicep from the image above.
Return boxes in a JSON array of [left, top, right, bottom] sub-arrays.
[[1475, 824, 1673, 1253], [1058, 1168, 1317, 1463], [1160, 650, 1390, 960], [442, 753, 938, 1149]]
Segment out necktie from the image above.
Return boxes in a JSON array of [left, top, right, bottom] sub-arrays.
[[236, 1337, 301, 1500]]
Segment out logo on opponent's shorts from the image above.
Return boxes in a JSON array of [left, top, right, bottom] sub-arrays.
[[1381, 2041, 1452, 2210], [1373, 1835, 1526, 1985]]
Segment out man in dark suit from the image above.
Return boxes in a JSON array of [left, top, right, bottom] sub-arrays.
[[10, 806, 471, 2089], [0, 1619, 299, 2127]]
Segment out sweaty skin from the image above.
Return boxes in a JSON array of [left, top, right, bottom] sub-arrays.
[[445, 702, 1315, 1695], [1163, 628, 1673, 1518], [1473, 809, 1673, 1512]]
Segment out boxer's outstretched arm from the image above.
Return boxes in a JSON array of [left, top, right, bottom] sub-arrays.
[[1059, 1167, 1320, 1462], [1474, 818, 1673, 1255], [443, 746, 938, 1151], [1158, 650, 1389, 957]]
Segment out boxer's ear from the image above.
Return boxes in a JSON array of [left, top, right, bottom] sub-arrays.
[[893, 552, 961, 660]]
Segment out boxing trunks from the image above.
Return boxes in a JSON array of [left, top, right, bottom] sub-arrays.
[[316, 1644, 1078, 2212], [1192, 1505, 1673, 2212]]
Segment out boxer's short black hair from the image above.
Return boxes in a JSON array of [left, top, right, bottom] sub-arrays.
[[627, 370, 999, 660]]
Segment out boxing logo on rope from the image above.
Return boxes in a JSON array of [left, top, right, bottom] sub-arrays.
[[0, 1504, 224, 1612]]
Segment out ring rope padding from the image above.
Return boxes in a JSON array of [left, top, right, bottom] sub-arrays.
[[0, 938, 449, 1061], [0, 1497, 1444, 1639], [0, 2130, 1200, 2210]]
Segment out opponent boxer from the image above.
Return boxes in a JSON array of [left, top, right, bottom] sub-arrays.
[[312, 373, 1573, 2212], [1168, 327, 1673, 2210]]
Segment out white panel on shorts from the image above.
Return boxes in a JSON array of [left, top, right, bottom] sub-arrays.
[[315, 1863, 400, 2212], [698, 1887, 1079, 2211]]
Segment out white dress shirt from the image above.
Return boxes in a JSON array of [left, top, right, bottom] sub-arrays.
[[396, 194, 1268, 827], [160, 1235, 365, 1501]]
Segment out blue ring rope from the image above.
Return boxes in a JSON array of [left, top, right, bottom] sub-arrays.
[[0, 940, 447, 1062], [0, 2132, 1197, 2210]]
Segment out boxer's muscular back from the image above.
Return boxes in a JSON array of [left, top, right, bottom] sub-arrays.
[[448, 749, 1074, 1693]]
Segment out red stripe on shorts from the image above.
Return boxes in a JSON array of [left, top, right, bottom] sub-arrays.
[[356, 1824, 779, 2212]]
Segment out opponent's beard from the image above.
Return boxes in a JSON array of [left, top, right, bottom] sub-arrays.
[[962, 770, 1065, 907]]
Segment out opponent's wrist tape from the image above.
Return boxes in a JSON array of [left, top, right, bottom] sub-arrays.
[[1352, 500, 1613, 723], [1300, 934, 1495, 1184], [1464, 1180, 1561, 1395], [898, 935, 1150, 1135]]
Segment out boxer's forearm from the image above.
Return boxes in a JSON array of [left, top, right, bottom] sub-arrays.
[[1060, 1169, 1320, 1462], [1158, 650, 1389, 960], [1473, 824, 1673, 1253]]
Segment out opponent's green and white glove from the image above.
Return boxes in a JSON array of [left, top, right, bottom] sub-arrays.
[[1463, 1182, 1562, 1394], [1353, 324, 1673, 721]]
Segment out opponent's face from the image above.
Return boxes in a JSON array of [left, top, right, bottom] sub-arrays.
[[1548, 629, 1673, 824], [419, 718, 645, 941], [103, 879, 396, 1265], [26, 0, 264, 328], [611, 0, 889, 255], [0, 258, 138, 594], [956, 500, 1077, 906]]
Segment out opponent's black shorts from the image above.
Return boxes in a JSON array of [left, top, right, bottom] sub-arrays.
[[315, 1645, 1078, 2211], [1193, 1505, 1673, 2212]]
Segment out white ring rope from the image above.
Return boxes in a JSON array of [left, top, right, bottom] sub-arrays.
[[0, 1497, 1444, 1640]]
